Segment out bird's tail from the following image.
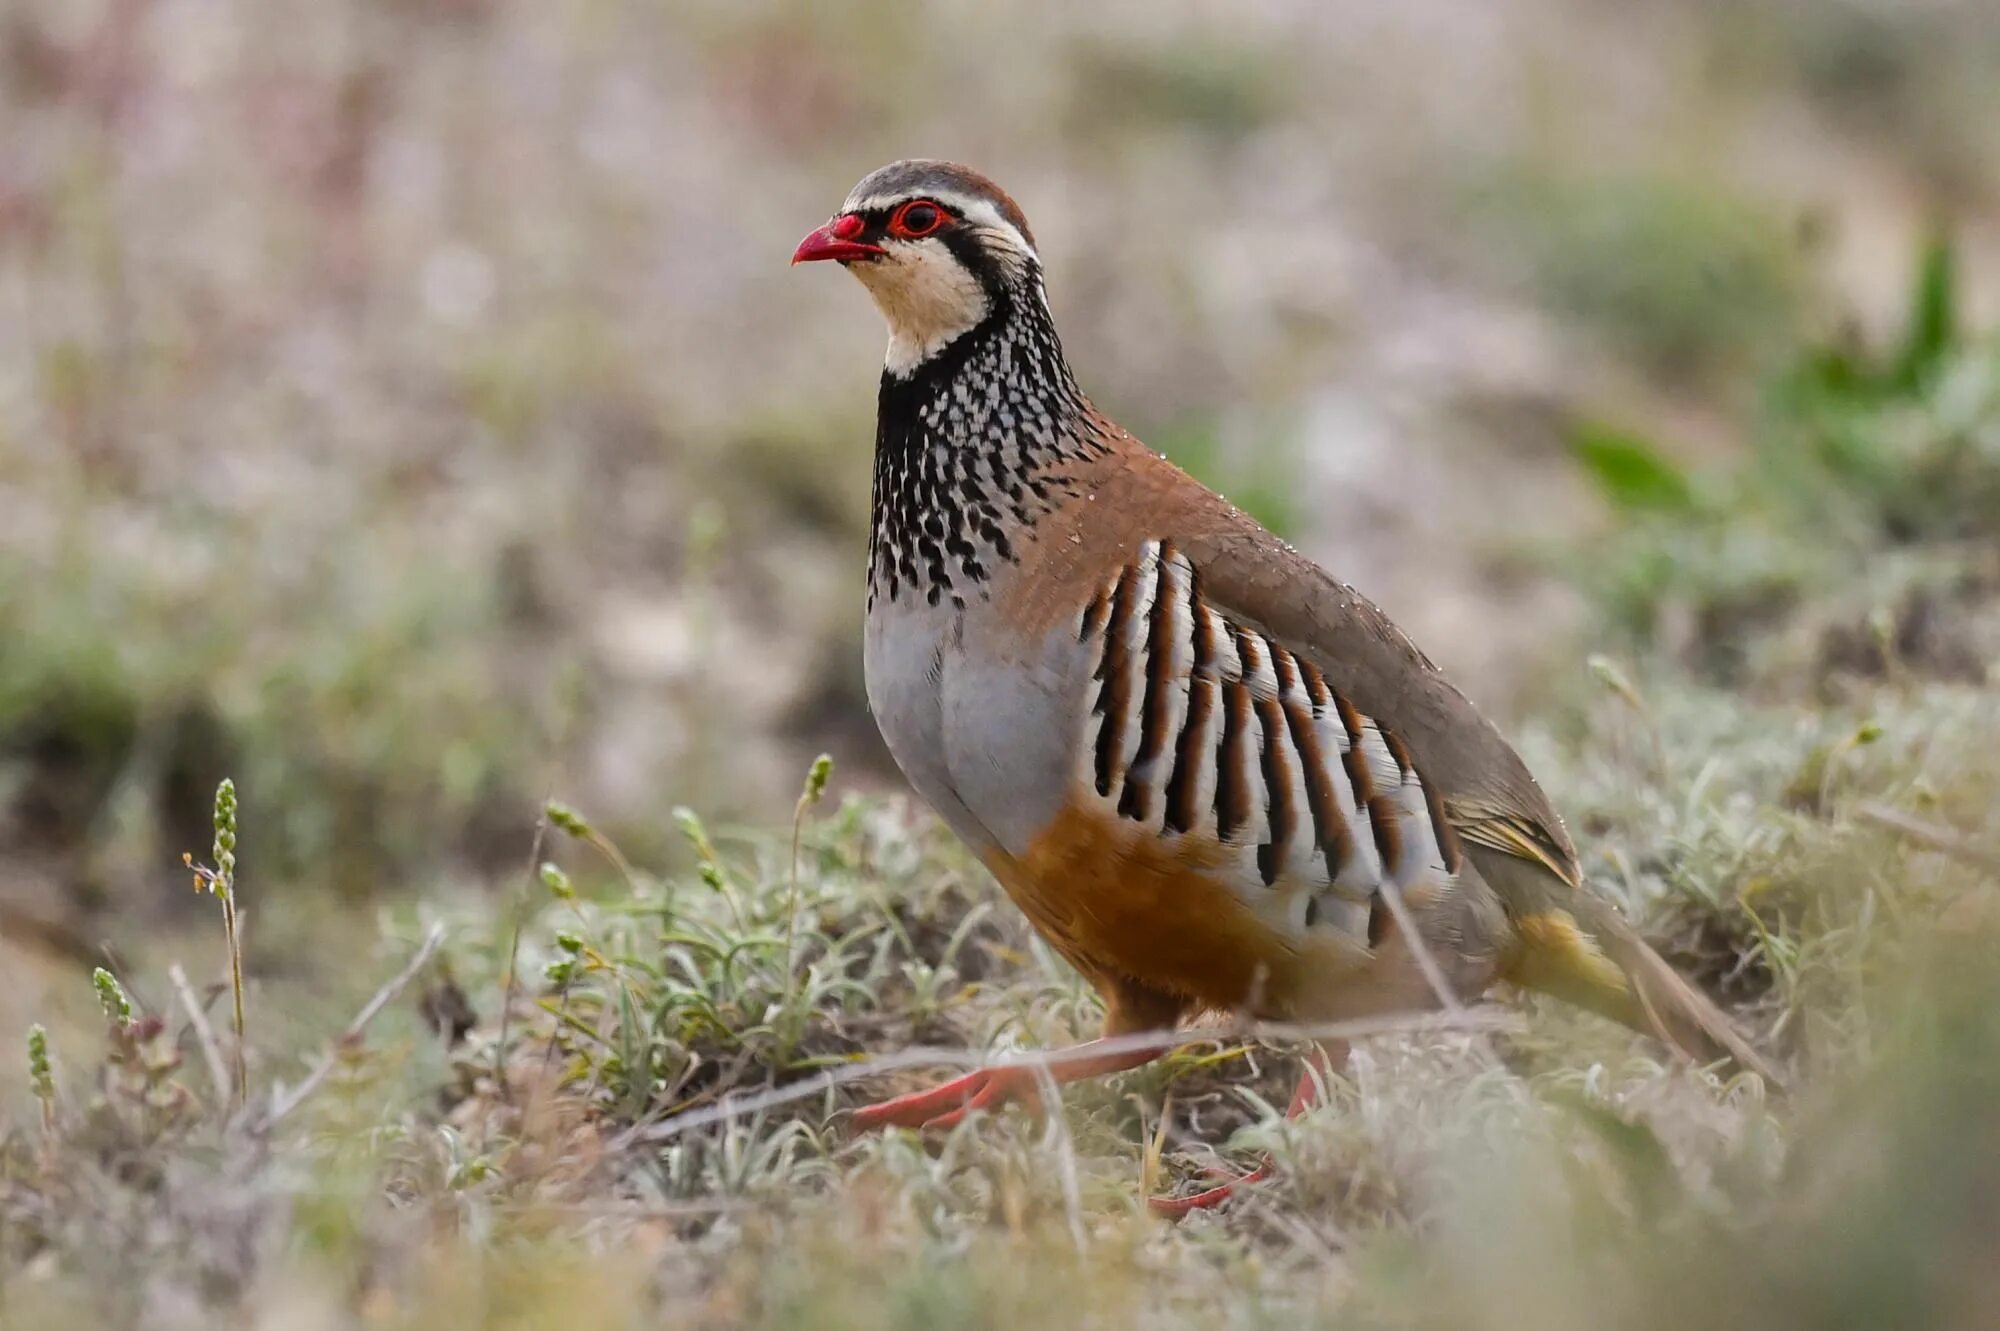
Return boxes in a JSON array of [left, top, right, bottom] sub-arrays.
[[1502, 891, 1782, 1090]]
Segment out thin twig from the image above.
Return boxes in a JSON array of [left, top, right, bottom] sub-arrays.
[[199, 777, 248, 1109], [167, 963, 231, 1108], [220, 889, 248, 1108], [1373, 877, 1515, 1077], [95, 941, 157, 1017], [261, 924, 446, 1130], [608, 1007, 1518, 1153], [1856, 802, 2000, 875], [783, 804, 808, 1009], [785, 757, 834, 1003], [496, 796, 555, 1105], [580, 827, 642, 894], [1374, 882, 1465, 1014]]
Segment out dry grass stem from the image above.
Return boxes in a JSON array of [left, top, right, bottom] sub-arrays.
[[610, 1008, 1521, 1152], [1856, 802, 2000, 875], [167, 963, 233, 1109], [262, 923, 447, 1129], [497, 793, 557, 1104]]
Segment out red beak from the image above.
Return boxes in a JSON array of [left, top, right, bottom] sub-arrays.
[[791, 214, 885, 265]]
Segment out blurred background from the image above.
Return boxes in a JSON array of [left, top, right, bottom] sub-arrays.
[[4, 0, 1999, 1019]]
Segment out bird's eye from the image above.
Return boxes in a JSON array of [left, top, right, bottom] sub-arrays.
[[890, 201, 945, 238]]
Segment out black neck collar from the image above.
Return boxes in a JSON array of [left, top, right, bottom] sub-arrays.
[[867, 285, 1099, 610]]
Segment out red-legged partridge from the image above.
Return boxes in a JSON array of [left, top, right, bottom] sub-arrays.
[[793, 160, 1775, 1213]]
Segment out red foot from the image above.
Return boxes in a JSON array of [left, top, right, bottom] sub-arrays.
[[1147, 1157, 1273, 1216], [1150, 1038, 1346, 1215], [850, 1064, 1046, 1132]]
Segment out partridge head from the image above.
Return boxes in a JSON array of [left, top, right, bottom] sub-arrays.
[[793, 160, 1042, 376]]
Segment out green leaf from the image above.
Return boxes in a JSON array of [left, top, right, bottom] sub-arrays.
[[1570, 422, 1696, 513], [1893, 231, 1958, 392], [618, 979, 648, 1115]]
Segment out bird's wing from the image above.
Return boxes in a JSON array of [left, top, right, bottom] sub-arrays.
[[1118, 457, 1584, 896], [1124, 453, 1775, 1080]]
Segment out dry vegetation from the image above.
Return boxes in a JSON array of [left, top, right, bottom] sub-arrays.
[[5, 1, 2000, 1327]]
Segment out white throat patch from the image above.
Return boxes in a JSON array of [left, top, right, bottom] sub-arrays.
[[850, 240, 991, 377]]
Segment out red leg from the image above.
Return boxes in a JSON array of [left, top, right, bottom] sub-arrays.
[[851, 1036, 1172, 1132], [1148, 1039, 1347, 1217]]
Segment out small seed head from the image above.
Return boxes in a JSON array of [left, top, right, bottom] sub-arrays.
[[93, 968, 133, 1024], [27, 1025, 52, 1103], [802, 753, 834, 806]]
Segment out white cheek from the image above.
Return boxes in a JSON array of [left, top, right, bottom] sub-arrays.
[[853, 243, 990, 376]]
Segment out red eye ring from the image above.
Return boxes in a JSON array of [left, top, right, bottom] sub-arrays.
[[889, 199, 946, 239]]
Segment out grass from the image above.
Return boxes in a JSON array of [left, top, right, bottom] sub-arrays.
[[2, 244, 1997, 1330]]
